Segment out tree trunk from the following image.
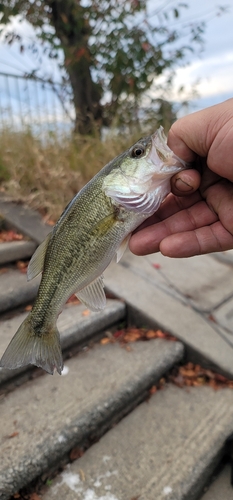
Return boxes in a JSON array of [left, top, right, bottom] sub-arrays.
[[49, 0, 102, 135]]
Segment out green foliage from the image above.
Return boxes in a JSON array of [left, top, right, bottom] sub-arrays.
[[0, 1, 225, 133]]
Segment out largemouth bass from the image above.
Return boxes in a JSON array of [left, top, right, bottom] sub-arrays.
[[0, 127, 187, 375]]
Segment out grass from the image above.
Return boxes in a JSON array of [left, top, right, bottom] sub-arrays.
[[0, 128, 141, 222]]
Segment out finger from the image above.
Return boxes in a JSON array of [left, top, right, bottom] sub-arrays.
[[171, 169, 201, 196], [168, 100, 233, 181], [139, 190, 202, 230], [130, 191, 202, 238], [168, 100, 233, 159], [201, 179, 233, 235], [129, 200, 218, 255], [160, 221, 233, 258]]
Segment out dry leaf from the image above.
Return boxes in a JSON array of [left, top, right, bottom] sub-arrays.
[[145, 330, 157, 339], [149, 385, 157, 395], [100, 337, 110, 345], [29, 493, 42, 500], [69, 447, 84, 461], [8, 431, 19, 438], [0, 230, 24, 242], [152, 263, 161, 269], [25, 304, 33, 312], [16, 260, 28, 273], [82, 309, 90, 316]]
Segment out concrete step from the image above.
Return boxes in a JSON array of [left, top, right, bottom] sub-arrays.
[[0, 196, 51, 244], [0, 299, 126, 386], [104, 251, 233, 379], [0, 240, 36, 265], [0, 268, 40, 314], [41, 384, 233, 500], [199, 462, 232, 499], [0, 339, 183, 499]]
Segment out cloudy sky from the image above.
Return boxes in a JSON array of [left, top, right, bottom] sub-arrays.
[[169, 0, 233, 112], [0, 0, 232, 116]]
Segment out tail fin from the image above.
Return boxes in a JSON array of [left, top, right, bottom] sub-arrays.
[[0, 314, 63, 375]]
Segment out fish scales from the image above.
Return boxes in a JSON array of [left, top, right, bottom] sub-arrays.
[[0, 127, 188, 375]]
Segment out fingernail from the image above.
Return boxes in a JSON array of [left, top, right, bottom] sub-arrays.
[[175, 177, 193, 192]]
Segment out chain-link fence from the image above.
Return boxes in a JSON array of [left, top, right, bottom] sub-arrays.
[[0, 72, 75, 138]]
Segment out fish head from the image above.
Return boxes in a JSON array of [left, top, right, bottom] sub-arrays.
[[102, 126, 189, 216]]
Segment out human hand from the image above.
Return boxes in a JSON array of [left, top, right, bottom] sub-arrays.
[[129, 99, 233, 258]]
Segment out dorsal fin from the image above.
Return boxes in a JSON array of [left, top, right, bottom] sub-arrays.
[[27, 233, 51, 281]]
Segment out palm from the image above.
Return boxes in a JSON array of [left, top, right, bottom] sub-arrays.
[[129, 167, 233, 257]]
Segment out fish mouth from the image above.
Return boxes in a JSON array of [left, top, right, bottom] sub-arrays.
[[149, 127, 188, 174]]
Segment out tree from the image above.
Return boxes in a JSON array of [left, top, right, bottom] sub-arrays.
[[0, 1, 226, 134]]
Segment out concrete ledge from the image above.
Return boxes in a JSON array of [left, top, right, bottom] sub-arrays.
[[0, 241, 36, 265], [0, 339, 184, 499], [200, 463, 232, 500], [0, 197, 51, 244], [0, 299, 126, 385], [0, 269, 40, 313], [42, 385, 233, 500], [104, 255, 233, 378]]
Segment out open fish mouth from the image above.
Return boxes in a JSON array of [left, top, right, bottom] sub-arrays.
[[149, 127, 187, 174]]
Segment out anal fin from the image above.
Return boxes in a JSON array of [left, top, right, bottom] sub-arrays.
[[76, 276, 106, 312]]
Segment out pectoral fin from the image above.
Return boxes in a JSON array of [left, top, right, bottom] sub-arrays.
[[76, 276, 106, 312], [27, 233, 51, 281], [116, 234, 131, 263]]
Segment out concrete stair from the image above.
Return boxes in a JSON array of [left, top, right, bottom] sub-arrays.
[[0, 197, 233, 500]]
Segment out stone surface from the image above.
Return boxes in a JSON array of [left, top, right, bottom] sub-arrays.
[[104, 251, 233, 378], [213, 298, 233, 334], [119, 251, 233, 313], [199, 463, 232, 499], [0, 339, 183, 499], [212, 250, 233, 267], [42, 385, 233, 500], [0, 196, 51, 244], [0, 299, 126, 385], [0, 269, 40, 313], [0, 241, 36, 265]]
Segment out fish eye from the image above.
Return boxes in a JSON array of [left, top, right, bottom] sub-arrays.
[[131, 145, 145, 158]]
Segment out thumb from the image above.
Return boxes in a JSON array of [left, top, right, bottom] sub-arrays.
[[171, 169, 201, 196]]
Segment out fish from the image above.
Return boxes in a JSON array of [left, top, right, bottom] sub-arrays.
[[0, 127, 188, 375]]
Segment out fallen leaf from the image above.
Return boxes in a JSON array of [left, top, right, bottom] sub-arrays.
[[123, 331, 141, 342], [100, 337, 111, 345], [149, 385, 157, 395], [0, 230, 24, 242], [152, 263, 161, 269], [29, 493, 42, 500], [25, 304, 33, 311], [145, 330, 158, 339], [82, 309, 90, 316], [79, 468, 85, 481], [113, 329, 124, 338], [8, 431, 19, 438], [69, 447, 84, 461], [169, 363, 233, 390], [16, 260, 28, 273]]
